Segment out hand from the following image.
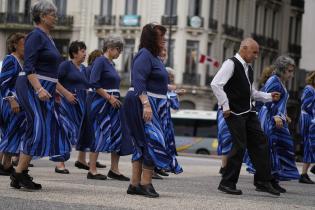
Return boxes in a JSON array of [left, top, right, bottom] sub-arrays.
[[286, 115, 292, 124], [108, 95, 122, 108], [223, 110, 231, 118], [168, 84, 176, 91], [271, 92, 281, 101], [143, 104, 152, 122], [9, 98, 20, 113], [176, 89, 186, 96], [274, 116, 283, 128], [55, 93, 62, 104], [65, 92, 77, 104], [37, 88, 52, 101]]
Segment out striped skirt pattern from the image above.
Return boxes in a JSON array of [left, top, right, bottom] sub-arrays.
[[88, 92, 122, 153], [299, 111, 315, 163], [259, 106, 299, 180], [0, 98, 26, 154], [217, 110, 232, 155], [16, 76, 71, 158]]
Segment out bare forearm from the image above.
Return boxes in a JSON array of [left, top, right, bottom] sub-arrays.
[[96, 88, 111, 100], [27, 74, 42, 92]]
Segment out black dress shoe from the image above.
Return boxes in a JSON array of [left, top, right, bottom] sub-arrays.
[[271, 181, 286, 193], [10, 170, 42, 190], [299, 174, 315, 184], [155, 169, 169, 177], [310, 165, 315, 175], [127, 184, 145, 195], [218, 184, 242, 195], [152, 172, 163, 180], [107, 170, 130, 181], [87, 172, 107, 180], [96, 161, 106, 168], [75, 161, 89, 170], [140, 183, 159, 198], [0, 165, 14, 176], [55, 167, 70, 174], [255, 181, 280, 196]]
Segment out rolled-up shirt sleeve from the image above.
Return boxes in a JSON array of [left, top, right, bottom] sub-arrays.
[[132, 51, 152, 95], [251, 86, 272, 103], [23, 32, 43, 75], [210, 60, 234, 111]]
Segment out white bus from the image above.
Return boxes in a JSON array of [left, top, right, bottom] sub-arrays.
[[171, 109, 218, 155]]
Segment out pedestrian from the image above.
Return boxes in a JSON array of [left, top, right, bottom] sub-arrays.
[[258, 56, 299, 190], [124, 23, 183, 198], [211, 38, 281, 196], [0, 33, 26, 176], [87, 35, 130, 181], [10, 0, 71, 190], [299, 71, 315, 184], [50, 41, 89, 174]]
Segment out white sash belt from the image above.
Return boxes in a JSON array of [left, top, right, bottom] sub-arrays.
[[128, 87, 167, 99], [88, 88, 120, 93], [18, 72, 58, 83]]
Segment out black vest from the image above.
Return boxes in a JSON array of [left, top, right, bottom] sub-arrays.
[[223, 57, 254, 114]]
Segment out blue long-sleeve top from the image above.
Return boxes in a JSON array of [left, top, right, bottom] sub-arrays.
[[23, 28, 62, 78], [57, 60, 90, 92], [131, 48, 168, 95], [261, 75, 288, 120], [89, 56, 120, 90], [0, 55, 22, 98]]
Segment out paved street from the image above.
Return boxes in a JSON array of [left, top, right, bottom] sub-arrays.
[[0, 153, 314, 210]]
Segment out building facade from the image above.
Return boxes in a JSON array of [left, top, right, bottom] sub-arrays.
[[0, 0, 305, 112]]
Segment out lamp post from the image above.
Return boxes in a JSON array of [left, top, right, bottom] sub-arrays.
[[167, 0, 174, 67]]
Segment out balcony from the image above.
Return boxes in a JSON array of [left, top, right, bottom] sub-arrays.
[[161, 15, 178, 26], [208, 18, 218, 31], [291, 0, 305, 9], [0, 12, 73, 29], [252, 33, 279, 49], [119, 15, 141, 27], [183, 72, 201, 86], [288, 43, 302, 55], [187, 16, 204, 28], [222, 24, 243, 39], [94, 15, 116, 26]]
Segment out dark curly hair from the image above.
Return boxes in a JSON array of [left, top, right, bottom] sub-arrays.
[[139, 23, 166, 57], [68, 41, 86, 59], [6, 32, 26, 54]]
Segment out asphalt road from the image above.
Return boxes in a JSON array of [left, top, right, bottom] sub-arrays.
[[0, 152, 314, 210]]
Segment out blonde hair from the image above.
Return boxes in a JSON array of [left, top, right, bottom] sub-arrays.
[[305, 71, 315, 86], [259, 65, 275, 87]]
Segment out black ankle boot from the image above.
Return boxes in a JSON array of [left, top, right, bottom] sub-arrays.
[[10, 170, 42, 190]]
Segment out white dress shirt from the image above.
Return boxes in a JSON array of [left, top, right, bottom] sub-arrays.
[[211, 53, 272, 114]]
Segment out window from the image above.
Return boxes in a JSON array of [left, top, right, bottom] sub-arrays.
[[54, 0, 67, 16], [271, 11, 276, 38], [166, 39, 175, 68], [178, 101, 196, 110], [289, 16, 293, 43], [7, 0, 19, 14], [263, 8, 267, 36], [173, 119, 217, 138], [122, 39, 135, 73], [225, 0, 229, 24], [295, 16, 301, 44], [24, 0, 31, 16], [209, 0, 214, 19], [235, 0, 240, 27], [125, 0, 137, 15], [100, 0, 112, 16], [188, 0, 202, 16], [185, 41, 199, 74], [254, 4, 259, 33], [164, 0, 177, 16]]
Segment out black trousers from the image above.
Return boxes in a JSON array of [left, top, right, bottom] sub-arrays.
[[220, 112, 273, 188]]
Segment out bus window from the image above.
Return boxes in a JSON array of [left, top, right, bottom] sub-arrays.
[[172, 118, 195, 137], [195, 120, 217, 138]]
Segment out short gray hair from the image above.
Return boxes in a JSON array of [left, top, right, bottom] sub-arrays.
[[274, 55, 295, 75], [102, 35, 124, 52], [32, 0, 57, 24]]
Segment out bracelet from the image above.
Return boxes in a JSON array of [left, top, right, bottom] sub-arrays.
[[36, 87, 44, 95], [142, 100, 149, 105]]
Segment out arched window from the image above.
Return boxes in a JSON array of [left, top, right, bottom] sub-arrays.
[[180, 100, 196, 109]]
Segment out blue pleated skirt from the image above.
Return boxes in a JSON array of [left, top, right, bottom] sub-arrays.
[[0, 97, 26, 154], [123, 90, 183, 174], [217, 110, 232, 156], [87, 91, 132, 155], [299, 111, 315, 163], [259, 106, 299, 180], [15, 75, 71, 158]]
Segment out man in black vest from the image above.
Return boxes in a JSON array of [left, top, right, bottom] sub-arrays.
[[211, 38, 281, 196]]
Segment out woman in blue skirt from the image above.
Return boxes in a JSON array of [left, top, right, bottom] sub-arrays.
[[10, 0, 72, 190], [258, 55, 299, 192], [87, 35, 130, 181], [51, 41, 89, 174], [0, 33, 26, 176], [124, 23, 183, 198], [299, 72, 315, 184]]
